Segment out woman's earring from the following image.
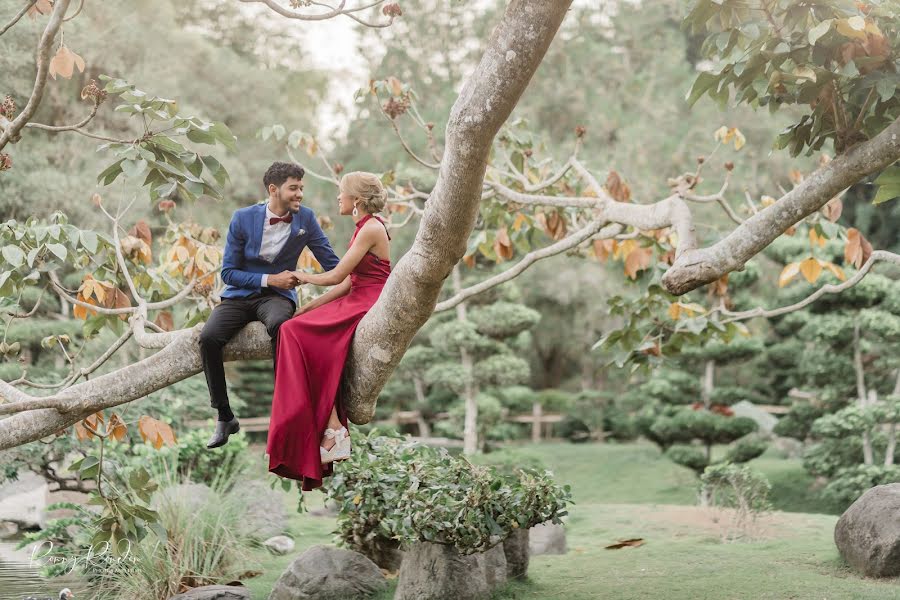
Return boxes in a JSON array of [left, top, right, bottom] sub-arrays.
[[352, 203, 359, 217]]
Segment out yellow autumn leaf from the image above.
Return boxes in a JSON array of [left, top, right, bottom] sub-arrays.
[[799, 257, 822, 284], [353, 494, 363, 505], [822, 261, 846, 281], [809, 228, 826, 248], [761, 195, 776, 207], [511, 212, 528, 232], [714, 126, 729, 143], [732, 128, 746, 151], [778, 262, 801, 287], [668, 303, 682, 321]]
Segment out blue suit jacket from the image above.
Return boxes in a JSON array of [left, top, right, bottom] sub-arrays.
[[220, 202, 340, 306]]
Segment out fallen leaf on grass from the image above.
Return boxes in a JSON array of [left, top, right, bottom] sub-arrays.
[[604, 538, 644, 550]]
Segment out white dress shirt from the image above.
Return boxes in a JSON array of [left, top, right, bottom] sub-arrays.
[[259, 206, 293, 287]]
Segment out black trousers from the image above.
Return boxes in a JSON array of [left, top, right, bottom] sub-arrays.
[[198, 289, 295, 416]]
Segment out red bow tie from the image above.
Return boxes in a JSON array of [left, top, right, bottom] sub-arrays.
[[269, 214, 293, 225]]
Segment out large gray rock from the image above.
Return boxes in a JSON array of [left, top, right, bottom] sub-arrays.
[[0, 472, 47, 529], [264, 535, 295, 555], [529, 521, 567, 555], [770, 435, 803, 459], [168, 585, 250, 600], [232, 480, 288, 541], [835, 483, 900, 577], [269, 545, 387, 600], [502, 528, 529, 579], [395, 542, 489, 600], [476, 543, 508, 589], [731, 401, 778, 434]]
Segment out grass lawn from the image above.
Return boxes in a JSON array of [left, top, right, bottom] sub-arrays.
[[242, 441, 895, 599]]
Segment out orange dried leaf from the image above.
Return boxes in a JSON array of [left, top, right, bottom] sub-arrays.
[[74, 420, 93, 441], [844, 228, 872, 269], [108, 413, 127, 442], [624, 247, 653, 280], [592, 238, 615, 262], [778, 262, 801, 287], [799, 256, 822, 284], [138, 415, 177, 450], [822, 197, 843, 222], [605, 171, 631, 202], [154, 311, 174, 332], [130, 220, 152, 246]]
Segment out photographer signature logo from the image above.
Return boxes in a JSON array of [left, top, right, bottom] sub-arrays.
[[29, 540, 138, 576]]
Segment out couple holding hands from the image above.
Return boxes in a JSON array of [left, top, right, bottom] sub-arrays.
[[197, 162, 391, 491]]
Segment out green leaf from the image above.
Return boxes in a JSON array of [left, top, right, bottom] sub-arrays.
[[97, 159, 126, 186], [186, 128, 217, 145], [876, 78, 896, 102], [80, 230, 99, 254], [808, 19, 832, 45], [46, 243, 67, 261], [121, 159, 148, 179], [2, 245, 25, 268], [685, 72, 718, 107], [873, 184, 900, 205]]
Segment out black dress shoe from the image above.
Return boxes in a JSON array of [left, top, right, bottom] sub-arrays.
[[207, 418, 240, 449]]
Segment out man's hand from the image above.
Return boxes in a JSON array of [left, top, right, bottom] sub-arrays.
[[291, 270, 310, 284], [267, 270, 300, 289]]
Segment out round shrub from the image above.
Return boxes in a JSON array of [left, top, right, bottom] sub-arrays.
[[323, 432, 572, 556]]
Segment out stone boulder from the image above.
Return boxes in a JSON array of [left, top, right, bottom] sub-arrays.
[[529, 521, 567, 555], [264, 535, 295, 555], [395, 542, 489, 600], [835, 483, 900, 577], [168, 585, 250, 600], [0, 472, 47, 529], [502, 528, 529, 579], [731, 401, 778, 434], [770, 435, 803, 459], [231, 480, 288, 541], [269, 545, 387, 600]]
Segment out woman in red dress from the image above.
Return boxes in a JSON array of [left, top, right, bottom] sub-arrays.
[[266, 171, 391, 490]]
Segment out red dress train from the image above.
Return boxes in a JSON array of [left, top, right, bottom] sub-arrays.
[[267, 214, 391, 490]]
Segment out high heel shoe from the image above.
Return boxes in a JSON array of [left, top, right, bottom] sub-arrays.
[[320, 426, 351, 464]]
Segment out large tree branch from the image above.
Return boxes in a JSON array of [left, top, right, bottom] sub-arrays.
[[661, 117, 900, 295], [0, 0, 71, 152], [340, 0, 574, 423], [0, 322, 272, 449]]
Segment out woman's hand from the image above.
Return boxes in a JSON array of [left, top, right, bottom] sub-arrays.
[[291, 270, 309, 284]]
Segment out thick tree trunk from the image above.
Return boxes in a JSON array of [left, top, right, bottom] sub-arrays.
[[701, 360, 715, 409], [341, 0, 575, 424]]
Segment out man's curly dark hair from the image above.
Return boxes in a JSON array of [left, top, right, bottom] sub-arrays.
[[263, 162, 305, 193]]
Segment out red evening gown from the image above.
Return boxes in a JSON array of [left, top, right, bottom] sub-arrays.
[[267, 214, 391, 490]]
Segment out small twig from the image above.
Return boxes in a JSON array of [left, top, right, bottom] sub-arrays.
[[0, 0, 37, 37], [719, 250, 900, 322], [63, 0, 85, 21], [435, 221, 621, 312]]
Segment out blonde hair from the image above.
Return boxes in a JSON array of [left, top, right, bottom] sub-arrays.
[[340, 171, 387, 214]]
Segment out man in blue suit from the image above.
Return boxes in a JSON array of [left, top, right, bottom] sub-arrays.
[[200, 161, 340, 448]]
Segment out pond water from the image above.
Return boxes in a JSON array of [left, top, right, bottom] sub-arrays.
[[0, 541, 91, 600]]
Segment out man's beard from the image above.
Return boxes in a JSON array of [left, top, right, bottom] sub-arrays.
[[279, 190, 301, 213]]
